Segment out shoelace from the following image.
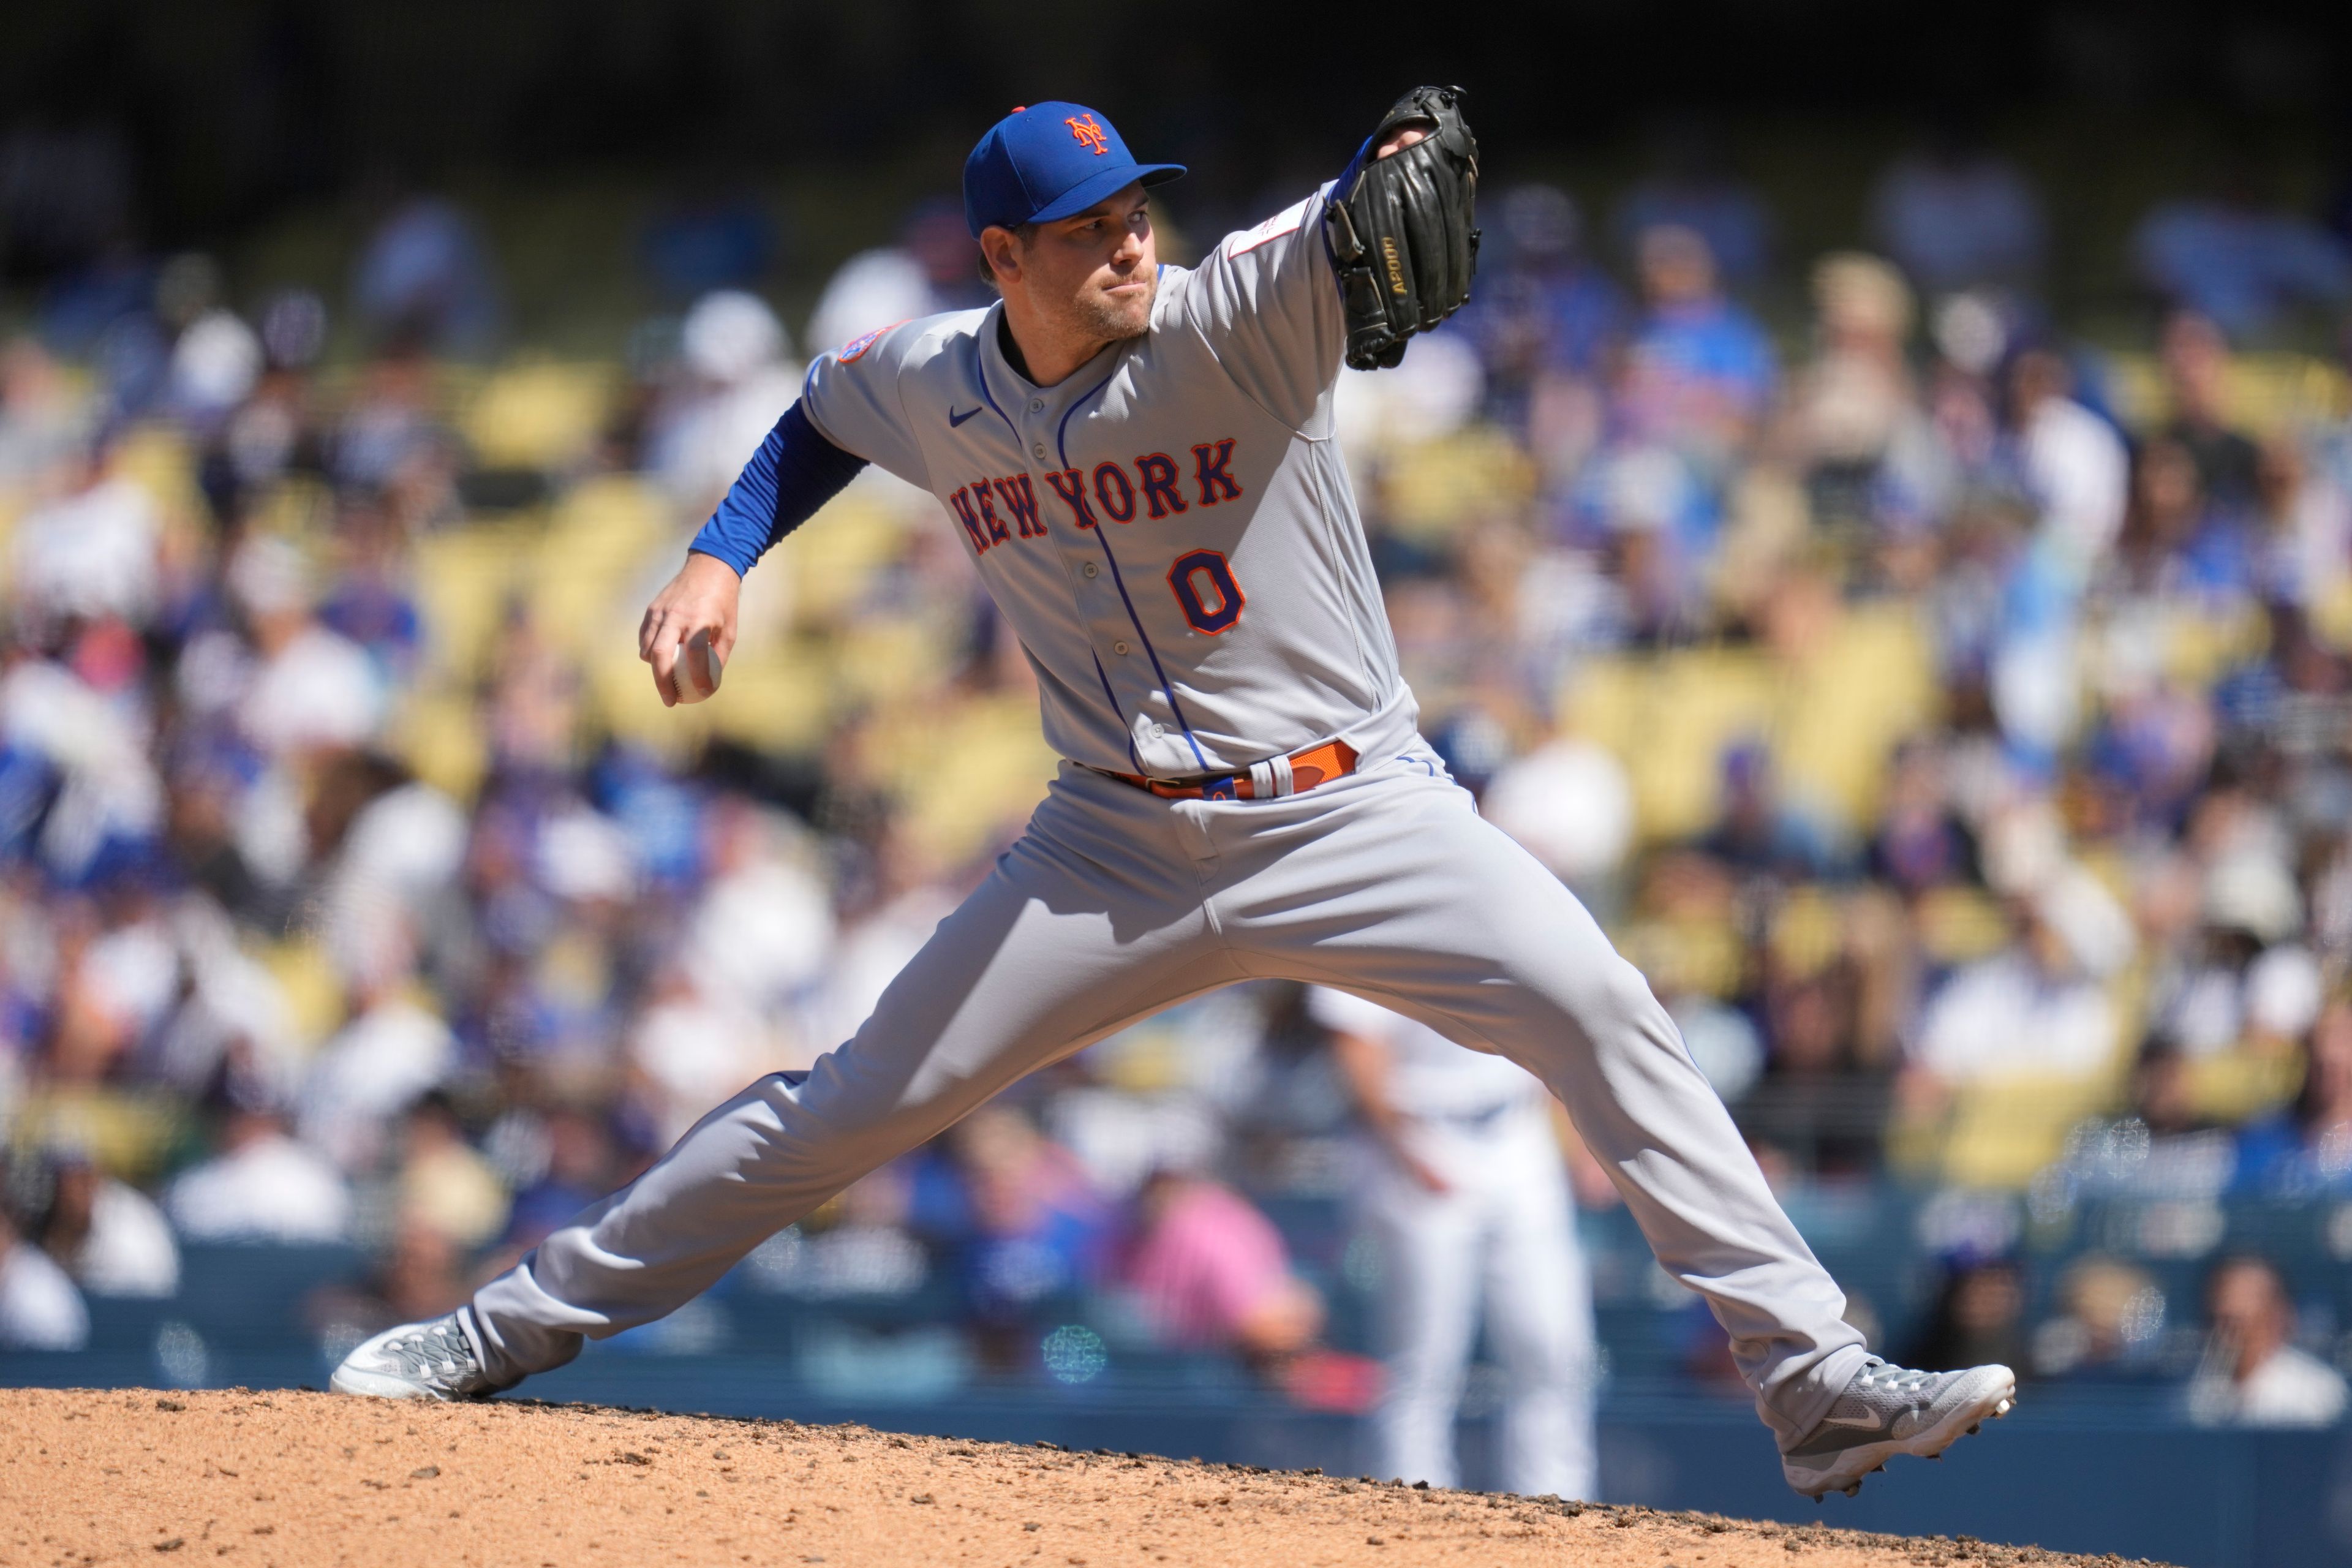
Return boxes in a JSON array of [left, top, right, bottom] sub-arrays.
[[1850, 1362, 1937, 1399], [379, 1322, 476, 1381]]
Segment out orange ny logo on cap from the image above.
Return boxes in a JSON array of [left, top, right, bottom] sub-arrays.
[[1065, 114, 1109, 154]]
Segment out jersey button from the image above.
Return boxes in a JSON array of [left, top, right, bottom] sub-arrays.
[[1113, 639, 1131, 656], [1081, 562, 1099, 578], [1149, 723, 1167, 739], [1028, 398, 1046, 412], [1033, 442, 1047, 459]]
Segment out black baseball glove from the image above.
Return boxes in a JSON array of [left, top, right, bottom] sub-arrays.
[[1324, 85, 1481, 372]]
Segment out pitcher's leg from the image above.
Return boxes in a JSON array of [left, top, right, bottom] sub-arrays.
[[472, 827, 1237, 1382], [1240, 775, 1866, 1446]]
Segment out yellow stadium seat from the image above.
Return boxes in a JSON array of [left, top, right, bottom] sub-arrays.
[[1379, 425, 1537, 545], [413, 521, 540, 681], [2103, 350, 2351, 437], [530, 475, 671, 663], [254, 936, 348, 1052], [786, 491, 922, 624], [459, 359, 617, 470], [1923, 1071, 2123, 1190], [1562, 602, 1938, 843], [386, 685, 492, 804]]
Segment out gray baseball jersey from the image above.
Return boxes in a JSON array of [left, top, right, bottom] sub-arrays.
[[799, 188, 1415, 780]]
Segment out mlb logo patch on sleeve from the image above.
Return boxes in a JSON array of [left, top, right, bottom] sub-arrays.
[[839, 320, 907, 362]]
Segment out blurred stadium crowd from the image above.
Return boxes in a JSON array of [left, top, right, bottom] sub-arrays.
[[4, 129, 2352, 1436]]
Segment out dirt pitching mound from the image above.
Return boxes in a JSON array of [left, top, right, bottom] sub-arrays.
[[1, 1389, 2163, 1568]]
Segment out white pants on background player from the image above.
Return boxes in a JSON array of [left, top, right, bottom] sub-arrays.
[[1313, 986, 1596, 1498], [470, 748, 1869, 1447]]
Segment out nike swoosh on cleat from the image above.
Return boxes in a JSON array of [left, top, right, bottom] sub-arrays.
[[948, 405, 982, 427], [1822, 1411, 1886, 1430]]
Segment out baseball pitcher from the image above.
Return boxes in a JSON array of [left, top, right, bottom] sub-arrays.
[[333, 91, 2014, 1500]]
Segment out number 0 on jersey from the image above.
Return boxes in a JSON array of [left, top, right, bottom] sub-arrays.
[[1168, 548, 1245, 635]]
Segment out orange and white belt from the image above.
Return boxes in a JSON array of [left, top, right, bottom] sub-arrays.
[[1087, 738, 1360, 802]]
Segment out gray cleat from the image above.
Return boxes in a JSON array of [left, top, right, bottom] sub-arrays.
[[1781, 1357, 2016, 1499], [330, 1308, 508, 1401]]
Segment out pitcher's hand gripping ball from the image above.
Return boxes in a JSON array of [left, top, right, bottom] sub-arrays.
[[1325, 85, 1481, 371], [676, 629, 723, 704]]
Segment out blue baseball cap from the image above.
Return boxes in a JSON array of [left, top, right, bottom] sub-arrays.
[[962, 102, 1186, 238]]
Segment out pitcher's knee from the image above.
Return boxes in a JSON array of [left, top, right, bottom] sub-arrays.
[[1523, 951, 1674, 1049]]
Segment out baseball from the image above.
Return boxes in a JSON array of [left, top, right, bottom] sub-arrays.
[[676, 629, 723, 704]]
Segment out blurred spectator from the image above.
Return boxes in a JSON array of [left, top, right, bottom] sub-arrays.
[[628, 966, 772, 1146], [313, 761, 469, 990], [1613, 121, 1772, 292], [909, 1105, 1111, 1328], [2154, 313, 2261, 513], [2149, 848, 2321, 1060], [33, 1146, 179, 1297], [497, 1102, 624, 1254], [2184, 1255, 2348, 1426], [2035, 1256, 2169, 1381], [2061, 1041, 2237, 1200], [350, 194, 503, 356], [1869, 124, 2045, 296], [1480, 731, 1635, 901], [167, 306, 263, 431], [2253, 436, 2352, 609], [647, 290, 803, 511], [640, 183, 779, 301], [682, 798, 834, 1020], [1905, 1254, 2029, 1377], [0, 338, 92, 483], [0, 649, 172, 883], [9, 442, 163, 636], [395, 1094, 510, 1249], [2234, 997, 2352, 1196], [2114, 436, 2255, 610], [327, 346, 454, 502], [1790, 254, 1947, 533], [1621, 225, 1778, 456], [767, 1166, 930, 1300], [1702, 741, 1846, 886], [0, 1200, 86, 1351], [1111, 1167, 1322, 1366], [223, 536, 390, 757], [298, 981, 458, 1173], [308, 1219, 472, 1343], [1449, 184, 1627, 434], [1739, 921, 1901, 1177], [2133, 175, 2352, 342], [1910, 870, 2132, 1086], [2010, 347, 2129, 578], [166, 1104, 353, 1243], [1867, 740, 1973, 895], [805, 200, 984, 356]]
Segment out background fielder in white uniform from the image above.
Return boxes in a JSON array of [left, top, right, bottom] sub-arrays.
[[1313, 986, 1597, 1498], [333, 97, 2015, 1501]]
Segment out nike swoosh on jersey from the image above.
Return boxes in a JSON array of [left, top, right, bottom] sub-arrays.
[[948, 405, 982, 427]]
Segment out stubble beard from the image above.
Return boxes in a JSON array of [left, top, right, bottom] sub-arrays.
[[1068, 268, 1155, 346]]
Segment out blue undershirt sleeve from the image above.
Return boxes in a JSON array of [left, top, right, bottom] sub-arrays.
[[687, 401, 870, 577]]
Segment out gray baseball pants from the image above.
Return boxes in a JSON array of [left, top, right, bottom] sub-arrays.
[[470, 745, 1868, 1446]]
